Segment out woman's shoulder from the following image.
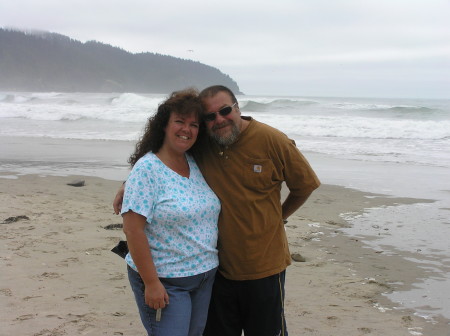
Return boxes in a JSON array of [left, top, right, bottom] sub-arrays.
[[130, 152, 162, 176], [134, 152, 156, 166]]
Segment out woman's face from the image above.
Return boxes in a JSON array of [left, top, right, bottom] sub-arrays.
[[162, 112, 200, 154]]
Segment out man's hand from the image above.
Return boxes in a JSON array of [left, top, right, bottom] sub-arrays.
[[113, 183, 125, 215]]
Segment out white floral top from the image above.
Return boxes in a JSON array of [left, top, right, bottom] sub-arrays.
[[121, 152, 220, 277]]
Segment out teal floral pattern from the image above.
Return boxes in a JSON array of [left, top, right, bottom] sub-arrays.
[[121, 153, 220, 277]]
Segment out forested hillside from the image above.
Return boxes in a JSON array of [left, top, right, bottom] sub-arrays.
[[0, 29, 242, 94]]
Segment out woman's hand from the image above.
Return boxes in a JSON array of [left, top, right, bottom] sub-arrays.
[[123, 211, 168, 309], [113, 183, 125, 214], [145, 279, 170, 309]]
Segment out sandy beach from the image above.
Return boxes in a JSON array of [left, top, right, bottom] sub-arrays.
[[1, 173, 449, 335]]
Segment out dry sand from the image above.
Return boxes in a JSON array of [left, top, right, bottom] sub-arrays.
[[1, 174, 449, 335]]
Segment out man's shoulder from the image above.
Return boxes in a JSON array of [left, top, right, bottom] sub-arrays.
[[248, 118, 292, 143]]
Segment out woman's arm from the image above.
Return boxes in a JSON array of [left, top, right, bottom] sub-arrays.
[[123, 211, 169, 309]]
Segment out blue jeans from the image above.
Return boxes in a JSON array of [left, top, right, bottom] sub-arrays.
[[127, 266, 217, 336]]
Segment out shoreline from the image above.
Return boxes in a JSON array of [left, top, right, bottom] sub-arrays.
[[1, 173, 449, 335]]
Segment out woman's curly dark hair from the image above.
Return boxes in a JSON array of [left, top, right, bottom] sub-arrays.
[[128, 88, 204, 166]]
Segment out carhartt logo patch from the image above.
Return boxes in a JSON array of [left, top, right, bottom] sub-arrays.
[[253, 165, 262, 173]]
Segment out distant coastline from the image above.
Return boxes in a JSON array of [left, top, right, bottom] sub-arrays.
[[0, 28, 243, 94]]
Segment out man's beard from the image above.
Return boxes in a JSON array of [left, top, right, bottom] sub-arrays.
[[209, 122, 240, 146]]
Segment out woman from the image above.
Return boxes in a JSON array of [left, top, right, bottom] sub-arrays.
[[121, 88, 220, 336]]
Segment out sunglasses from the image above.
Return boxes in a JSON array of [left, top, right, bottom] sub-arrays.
[[203, 102, 237, 122]]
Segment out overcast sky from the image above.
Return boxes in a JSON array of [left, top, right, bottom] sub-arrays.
[[1, 0, 449, 98]]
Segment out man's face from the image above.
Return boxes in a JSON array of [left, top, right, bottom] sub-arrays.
[[202, 91, 242, 146]]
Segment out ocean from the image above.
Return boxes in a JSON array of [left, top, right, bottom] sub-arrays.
[[1, 91, 450, 322]]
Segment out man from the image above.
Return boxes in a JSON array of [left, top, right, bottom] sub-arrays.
[[114, 85, 320, 336]]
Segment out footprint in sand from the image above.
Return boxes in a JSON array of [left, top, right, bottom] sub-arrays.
[[113, 286, 128, 294], [15, 251, 31, 258], [303, 327, 317, 333], [11, 242, 27, 251], [1, 288, 12, 296], [62, 227, 75, 234], [357, 327, 372, 334], [2, 215, 30, 224], [67, 312, 90, 318], [326, 315, 339, 327], [33, 272, 61, 280], [43, 231, 59, 238], [85, 247, 102, 255], [57, 257, 80, 267], [108, 272, 125, 281], [23, 295, 43, 301], [34, 327, 64, 336], [15, 314, 36, 321], [64, 294, 88, 301], [401, 315, 413, 327]]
